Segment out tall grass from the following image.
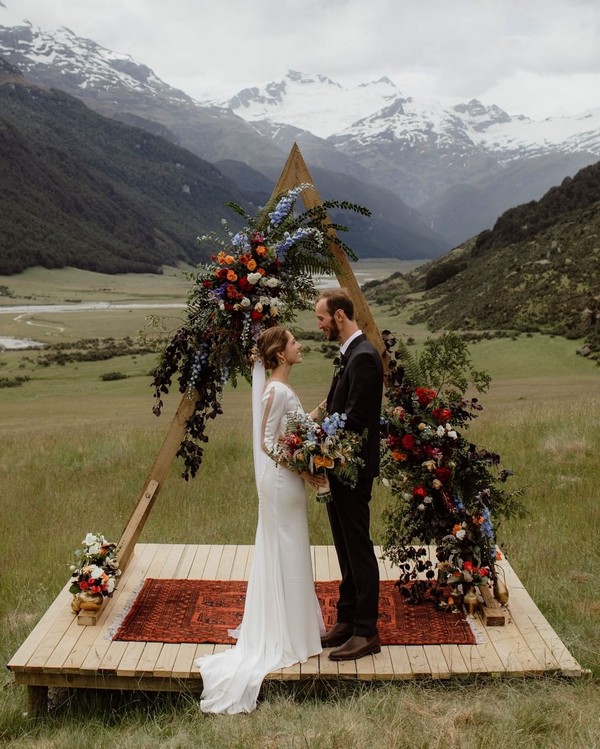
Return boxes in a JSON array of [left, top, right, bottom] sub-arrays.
[[1, 291, 599, 746]]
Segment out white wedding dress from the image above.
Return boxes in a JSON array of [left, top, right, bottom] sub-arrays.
[[196, 378, 324, 714]]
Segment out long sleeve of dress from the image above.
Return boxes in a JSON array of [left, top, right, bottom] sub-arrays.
[[260, 385, 286, 456]]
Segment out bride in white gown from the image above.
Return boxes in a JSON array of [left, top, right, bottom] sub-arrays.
[[196, 327, 325, 714]]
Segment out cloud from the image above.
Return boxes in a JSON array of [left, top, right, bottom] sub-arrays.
[[2, 0, 600, 116]]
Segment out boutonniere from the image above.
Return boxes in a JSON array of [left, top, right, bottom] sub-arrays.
[[333, 354, 347, 379]]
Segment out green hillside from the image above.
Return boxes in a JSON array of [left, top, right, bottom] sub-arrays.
[[363, 161, 600, 359], [0, 63, 250, 275]]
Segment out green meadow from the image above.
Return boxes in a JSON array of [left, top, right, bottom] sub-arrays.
[[1, 267, 599, 748]]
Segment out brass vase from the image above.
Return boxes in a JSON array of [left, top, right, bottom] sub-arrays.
[[76, 590, 104, 612], [494, 577, 509, 605], [462, 585, 479, 616]]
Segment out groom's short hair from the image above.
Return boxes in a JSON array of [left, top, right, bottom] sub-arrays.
[[317, 288, 355, 320]]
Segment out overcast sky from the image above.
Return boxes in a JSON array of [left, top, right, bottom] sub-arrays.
[[2, 0, 600, 119]]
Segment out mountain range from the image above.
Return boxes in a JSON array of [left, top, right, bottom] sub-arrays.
[[1, 17, 599, 253]]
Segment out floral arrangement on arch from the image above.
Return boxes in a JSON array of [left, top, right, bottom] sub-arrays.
[[150, 184, 370, 479], [379, 331, 525, 609], [69, 533, 121, 598]]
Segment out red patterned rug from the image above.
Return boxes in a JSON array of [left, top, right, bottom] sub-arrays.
[[113, 579, 475, 646]]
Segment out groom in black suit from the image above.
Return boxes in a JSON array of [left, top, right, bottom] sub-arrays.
[[315, 288, 383, 661]]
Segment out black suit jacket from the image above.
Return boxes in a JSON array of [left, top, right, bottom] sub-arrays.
[[327, 334, 383, 479]]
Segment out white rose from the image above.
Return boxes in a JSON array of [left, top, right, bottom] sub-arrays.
[[106, 577, 116, 593], [254, 302, 263, 312], [455, 529, 466, 540], [83, 533, 97, 546], [240, 297, 251, 308], [265, 277, 280, 287], [436, 426, 445, 437], [88, 565, 104, 580], [259, 295, 270, 306], [447, 430, 458, 440], [247, 272, 261, 285]]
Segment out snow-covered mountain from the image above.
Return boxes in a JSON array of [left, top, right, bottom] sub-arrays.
[[221, 70, 600, 161], [2, 11, 599, 248]]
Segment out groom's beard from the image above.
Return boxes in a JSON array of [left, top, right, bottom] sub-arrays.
[[323, 319, 340, 342]]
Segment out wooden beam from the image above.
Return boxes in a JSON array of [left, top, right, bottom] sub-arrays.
[[272, 143, 387, 363]]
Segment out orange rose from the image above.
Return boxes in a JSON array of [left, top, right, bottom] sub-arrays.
[[257, 267, 265, 276], [391, 450, 407, 462], [227, 270, 238, 282], [246, 259, 257, 271], [256, 245, 268, 256], [314, 455, 334, 469]]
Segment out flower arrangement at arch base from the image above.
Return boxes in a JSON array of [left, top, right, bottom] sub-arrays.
[[379, 332, 526, 613], [150, 184, 369, 479], [69, 533, 121, 615]]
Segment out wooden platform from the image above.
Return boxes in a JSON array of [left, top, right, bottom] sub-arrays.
[[7, 544, 584, 712]]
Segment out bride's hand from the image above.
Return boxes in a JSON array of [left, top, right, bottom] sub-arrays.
[[300, 471, 328, 490], [309, 400, 327, 420]]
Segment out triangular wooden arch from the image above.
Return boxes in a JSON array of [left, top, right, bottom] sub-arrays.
[[116, 144, 387, 572]]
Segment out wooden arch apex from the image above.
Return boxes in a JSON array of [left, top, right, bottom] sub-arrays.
[[116, 143, 387, 572]]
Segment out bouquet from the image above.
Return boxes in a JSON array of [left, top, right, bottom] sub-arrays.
[[69, 532, 121, 598], [272, 411, 364, 502]]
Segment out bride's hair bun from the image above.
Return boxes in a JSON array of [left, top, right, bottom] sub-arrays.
[[257, 327, 290, 370]]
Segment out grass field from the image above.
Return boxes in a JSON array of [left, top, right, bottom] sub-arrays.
[[1, 267, 599, 748]]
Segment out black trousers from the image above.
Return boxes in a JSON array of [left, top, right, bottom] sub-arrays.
[[326, 474, 379, 637]]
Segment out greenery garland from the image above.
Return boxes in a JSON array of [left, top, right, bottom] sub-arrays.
[[151, 185, 370, 479]]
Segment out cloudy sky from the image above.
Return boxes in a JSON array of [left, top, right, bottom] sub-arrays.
[[2, 0, 600, 119]]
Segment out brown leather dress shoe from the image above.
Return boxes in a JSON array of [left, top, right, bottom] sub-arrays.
[[320, 622, 353, 648], [328, 634, 381, 661]]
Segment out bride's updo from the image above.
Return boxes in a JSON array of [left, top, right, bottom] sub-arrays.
[[257, 326, 290, 370]]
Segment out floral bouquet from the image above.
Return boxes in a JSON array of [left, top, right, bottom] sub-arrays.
[[272, 411, 364, 502], [69, 532, 121, 599]]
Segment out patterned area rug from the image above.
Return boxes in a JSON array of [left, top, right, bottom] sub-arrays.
[[113, 579, 475, 646]]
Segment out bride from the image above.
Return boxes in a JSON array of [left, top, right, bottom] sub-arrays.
[[196, 326, 326, 714]]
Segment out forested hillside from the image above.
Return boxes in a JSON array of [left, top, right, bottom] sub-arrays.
[[0, 61, 249, 275]]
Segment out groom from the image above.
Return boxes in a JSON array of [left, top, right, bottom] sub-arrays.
[[315, 288, 383, 661]]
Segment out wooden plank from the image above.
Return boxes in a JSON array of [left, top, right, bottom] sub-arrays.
[[153, 642, 181, 678], [135, 642, 164, 676], [485, 623, 545, 675], [214, 544, 237, 580], [229, 545, 251, 580], [115, 641, 146, 677], [313, 545, 330, 581], [388, 645, 414, 679], [201, 545, 225, 580], [422, 645, 451, 679], [439, 645, 470, 675], [173, 544, 201, 579], [172, 643, 202, 679], [406, 646, 431, 677], [187, 545, 212, 579]]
